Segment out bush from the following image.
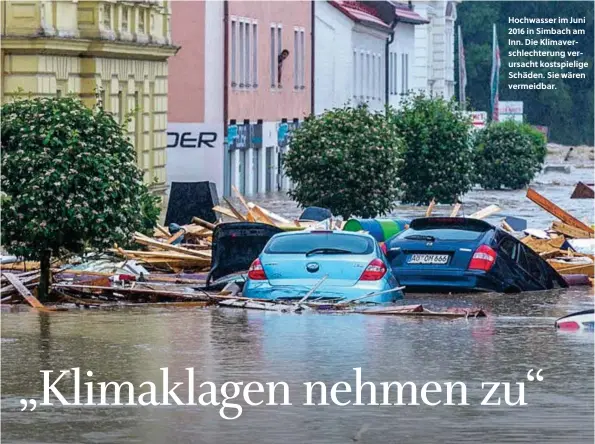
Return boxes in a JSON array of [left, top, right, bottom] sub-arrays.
[[390, 93, 474, 205], [473, 121, 546, 190], [283, 105, 403, 219], [1, 96, 160, 299]]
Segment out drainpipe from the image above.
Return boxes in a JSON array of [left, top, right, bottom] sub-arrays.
[[310, 0, 315, 115], [385, 20, 398, 107], [223, 0, 230, 196]]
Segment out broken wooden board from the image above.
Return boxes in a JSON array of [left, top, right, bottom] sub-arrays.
[[247, 203, 291, 224], [222, 197, 248, 222], [3, 273, 50, 311], [570, 181, 595, 199], [425, 199, 436, 217], [522, 235, 566, 254], [527, 188, 594, 234], [250, 205, 276, 226], [469, 204, 500, 220], [551, 221, 593, 239], [550, 263, 594, 278], [212, 205, 241, 220], [450, 203, 461, 217], [133, 234, 211, 259], [501, 220, 514, 232], [232, 185, 259, 222]]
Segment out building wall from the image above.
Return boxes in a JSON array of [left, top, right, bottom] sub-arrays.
[[411, 0, 457, 99], [351, 24, 388, 113], [166, 0, 225, 193], [1, 0, 176, 192], [388, 22, 415, 109], [314, 0, 353, 114], [227, 0, 311, 122]]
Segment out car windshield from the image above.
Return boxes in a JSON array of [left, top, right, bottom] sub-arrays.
[[265, 233, 374, 255], [397, 227, 484, 241]]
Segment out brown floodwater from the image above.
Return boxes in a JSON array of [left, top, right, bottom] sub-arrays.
[[1, 166, 594, 443]]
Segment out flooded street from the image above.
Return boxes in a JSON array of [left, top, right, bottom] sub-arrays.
[[2, 164, 594, 443]]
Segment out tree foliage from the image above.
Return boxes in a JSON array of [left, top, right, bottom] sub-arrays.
[[283, 105, 403, 219], [457, 1, 594, 145], [1, 97, 160, 297], [390, 93, 474, 205], [473, 121, 546, 190]]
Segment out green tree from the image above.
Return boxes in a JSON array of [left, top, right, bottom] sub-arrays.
[[456, 1, 594, 145], [283, 105, 403, 219], [390, 93, 474, 205], [473, 120, 546, 190], [1, 96, 160, 301]]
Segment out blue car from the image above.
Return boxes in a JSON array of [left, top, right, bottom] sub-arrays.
[[385, 217, 568, 293], [243, 230, 404, 303]]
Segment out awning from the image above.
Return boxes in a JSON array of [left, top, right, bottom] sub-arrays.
[[394, 6, 430, 25], [329, 1, 392, 31]]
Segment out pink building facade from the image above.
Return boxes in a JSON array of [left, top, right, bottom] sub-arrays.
[[167, 0, 312, 197]]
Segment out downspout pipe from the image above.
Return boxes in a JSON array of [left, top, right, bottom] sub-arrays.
[[223, 0, 229, 196], [385, 20, 398, 107], [310, 0, 315, 116]]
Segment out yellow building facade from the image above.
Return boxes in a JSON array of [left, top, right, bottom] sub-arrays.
[[1, 0, 178, 192]]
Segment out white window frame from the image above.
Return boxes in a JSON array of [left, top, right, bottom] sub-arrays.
[[231, 18, 238, 87], [294, 28, 299, 89], [270, 23, 283, 88], [252, 21, 258, 88], [299, 28, 305, 89], [232, 17, 258, 90], [353, 49, 358, 100]]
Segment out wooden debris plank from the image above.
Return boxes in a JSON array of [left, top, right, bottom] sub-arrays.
[[501, 220, 514, 232], [247, 203, 291, 224], [469, 204, 501, 220], [425, 198, 436, 217], [232, 185, 258, 221], [52, 283, 211, 299], [213, 205, 241, 221], [222, 197, 247, 221], [3, 273, 48, 310], [167, 230, 186, 245], [250, 205, 276, 226], [133, 236, 211, 259], [450, 203, 461, 217], [551, 221, 593, 239], [527, 188, 594, 234], [191, 217, 216, 231], [155, 225, 171, 237], [551, 263, 594, 277], [111, 249, 209, 261]]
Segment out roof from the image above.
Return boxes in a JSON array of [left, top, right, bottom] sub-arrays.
[[329, 1, 392, 31], [394, 4, 430, 24]]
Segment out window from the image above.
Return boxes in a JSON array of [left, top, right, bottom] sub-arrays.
[[232, 18, 258, 89], [359, 51, 364, 99], [104, 4, 112, 29], [401, 53, 409, 94], [271, 24, 285, 88], [393, 53, 398, 94], [270, 26, 276, 87], [371, 54, 376, 100], [352, 50, 357, 99], [293, 27, 305, 90], [122, 6, 129, 31], [265, 233, 374, 255], [139, 9, 145, 33], [118, 90, 124, 124], [277, 26, 282, 86], [231, 19, 237, 86], [252, 23, 258, 87]]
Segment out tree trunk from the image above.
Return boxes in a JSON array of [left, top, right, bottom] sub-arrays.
[[38, 250, 52, 302]]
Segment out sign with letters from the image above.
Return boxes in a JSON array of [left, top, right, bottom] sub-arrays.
[[166, 122, 224, 192], [498, 101, 523, 123]]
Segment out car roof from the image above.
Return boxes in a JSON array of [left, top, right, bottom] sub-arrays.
[[270, 230, 376, 241]]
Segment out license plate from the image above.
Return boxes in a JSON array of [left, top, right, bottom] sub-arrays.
[[408, 254, 449, 265]]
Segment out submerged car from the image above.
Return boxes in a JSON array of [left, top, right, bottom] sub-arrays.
[[384, 217, 568, 293], [243, 230, 404, 303]]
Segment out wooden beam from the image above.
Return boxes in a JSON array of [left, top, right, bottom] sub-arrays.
[[527, 188, 594, 234], [232, 185, 258, 221], [551, 221, 593, 239], [425, 198, 436, 217], [469, 204, 500, 220], [3, 273, 49, 310], [450, 203, 461, 217], [250, 205, 276, 226], [248, 203, 291, 224], [191, 217, 216, 231], [212, 205, 240, 220], [222, 197, 247, 221], [155, 224, 171, 237], [133, 236, 212, 259], [501, 220, 514, 232]]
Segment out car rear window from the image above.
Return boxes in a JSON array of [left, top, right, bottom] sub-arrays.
[[396, 227, 485, 241], [265, 233, 374, 254]]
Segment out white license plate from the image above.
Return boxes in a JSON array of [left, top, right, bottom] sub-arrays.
[[408, 254, 449, 265]]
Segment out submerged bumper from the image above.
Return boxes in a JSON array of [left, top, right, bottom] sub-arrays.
[[391, 268, 503, 293], [243, 281, 403, 303]]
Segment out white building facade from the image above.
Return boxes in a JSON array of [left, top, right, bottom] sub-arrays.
[[315, 0, 392, 114], [411, 0, 458, 98]]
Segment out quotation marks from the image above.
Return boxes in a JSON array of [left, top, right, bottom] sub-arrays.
[[20, 398, 37, 411], [526, 369, 544, 382]]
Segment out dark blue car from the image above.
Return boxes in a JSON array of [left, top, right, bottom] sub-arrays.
[[385, 217, 568, 293]]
